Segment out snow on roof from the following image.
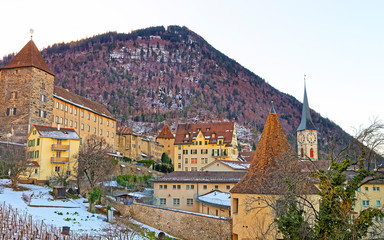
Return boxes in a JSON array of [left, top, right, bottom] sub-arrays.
[[34, 125, 80, 140], [197, 191, 231, 208], [220, 160, 250, 170], [153, 171, 245, 183]]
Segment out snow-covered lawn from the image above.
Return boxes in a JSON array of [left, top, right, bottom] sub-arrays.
[[0, 179, 178, 239]]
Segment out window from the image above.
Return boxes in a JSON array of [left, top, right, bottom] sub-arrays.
[[363, 200, 369, 207], [87, 125, 90, 132], [39, 110, 47, 118], [365, 187, 369, 191], [159, 185, 163, 189], [185, 167, 188, 171], [112, 133, 114, 138], [56, 102, 59, 108], [226, 185, 230, 190], [164, 185, 167, 189], [191, 185, 194, 190], [81, 111, 84, 118], [34, 169, 38, 175], [215, 185, 219, 190], [6, 108, 16, 116], [88, 113, 90, 120], [94, 127, 96, 133], [376, 216, 383, 222], [37, 138, 40, 146], [376, 200, 381, 207], [373, 186, 380, 192], [216, 210, 219, 216], [203, 185, 207, 190], [191, 149, 197, 154], [81, 124, 84, 130], [40, 94, 47, 102], [66, 170, 71, 176], [107, 131, 109, 137], [100, 118, 103, 124], [187, 199, 193, 206], [178, 154, 182, 160], [112, 122, 114, 128], [159, 198, 166, 205], [357, 187, 361, 191], [173, 185, 176, 189], [34, 150, 39, 158], [74, 109, 77, 115], [178, 163, 181, 169], [74, 122, 77, 128], [107, 121, 109, 126], [60, 117, 63, 124], [55, 116, 59, 123], [218, 140, 222, 145], [233, 198, 239, 214], [177, 185, 181, 189], [9, 91, 17, 99], [186, 185, 190, 190], [201, 158, 207, 164], [70, 120, 73, 127], [64, 119, 68, 125], [55, 166, 61, 172], [100, 129, 102, 135], [173, 198, 180, 205], [310, 148, 314, 158], [301, 148, 304, 158], [205, 141, 208, 145], [69, 107, 72, 114], [191, 167, 197, 171], [94, 116, 96, 122], [199, 141, 202, 145], [191, 158, 197, 164], [60, 104, 63, 110], [185, 158, 188, 164]]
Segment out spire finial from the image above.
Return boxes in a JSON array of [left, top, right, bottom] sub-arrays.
[[269, 100, 276, 114], [30, 29, 34, 40], [304, 74, 307, 87]]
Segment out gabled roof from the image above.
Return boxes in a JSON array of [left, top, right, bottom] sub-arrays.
[[197, 190, 231, 209], [202, 160, 250, 171], [174, 122, 234, 145], [117, 126, 140, 136], [1, 40, 54, 75], [153, 171, 245, 183], [33, 125, 80, 140], [231, 104, 317, 195], [54, 86, 114, 119], [297, 82, 316, 131], [157, 125, 174, 139]]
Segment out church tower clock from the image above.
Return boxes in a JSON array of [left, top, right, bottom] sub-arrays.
[[297, 80, 318, 160]]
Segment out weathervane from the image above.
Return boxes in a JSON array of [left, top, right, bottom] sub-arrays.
[[304, 73, 307, 85], [30, 28, 34, 40]]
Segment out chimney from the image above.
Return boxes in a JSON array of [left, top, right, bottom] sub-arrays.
[[57, 124, 60, 130]]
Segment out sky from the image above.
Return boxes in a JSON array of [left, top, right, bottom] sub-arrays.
[[1, 0, 383, 136]]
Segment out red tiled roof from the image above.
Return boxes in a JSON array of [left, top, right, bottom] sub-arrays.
[[1, 40, 54, 75], [54, 86, 114, 119], [231, 111, 317, 194], [117, 126, 139, 136], [174, 122, 234, 145], [157, 125, 174, 139]]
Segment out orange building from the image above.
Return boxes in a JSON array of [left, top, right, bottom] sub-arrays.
[[156, 125, 175, 162]]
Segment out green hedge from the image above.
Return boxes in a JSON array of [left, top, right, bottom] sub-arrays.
[[136, 159, 155, 168], [116, 174, 153, 188]]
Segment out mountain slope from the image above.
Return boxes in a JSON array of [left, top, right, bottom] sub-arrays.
[[0, 25, 351, 150]]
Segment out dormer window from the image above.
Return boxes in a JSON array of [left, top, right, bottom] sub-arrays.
[[212, 133, 216, 138], [206, 128, 210, 131], [185, 134, 189, 138], [197, 128, 201, 132]]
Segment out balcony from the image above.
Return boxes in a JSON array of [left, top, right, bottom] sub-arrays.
[[52, 144, 69, 151], [51, 157, 69, 163]]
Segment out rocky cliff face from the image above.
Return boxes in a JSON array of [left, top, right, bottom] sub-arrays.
[[1, 26, 351, 150]]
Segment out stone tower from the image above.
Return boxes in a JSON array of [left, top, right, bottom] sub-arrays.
[[0, 40, 55, 143], [156, 125, 175, 162], [297, 82, 318, 160]]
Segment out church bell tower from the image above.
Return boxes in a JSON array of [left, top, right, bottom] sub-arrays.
[[297, 79, 318, 160]]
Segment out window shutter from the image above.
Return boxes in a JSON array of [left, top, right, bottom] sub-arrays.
[[15, 92, 18, 99], [44, 111, 47, 118], [14, 108, 16, 115], [6, 108, 9, 116]]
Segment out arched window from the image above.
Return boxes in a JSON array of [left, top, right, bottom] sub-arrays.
[[300, 148, 304, 158], [310, 148, 314, 158]]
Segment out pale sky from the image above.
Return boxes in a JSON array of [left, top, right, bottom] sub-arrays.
[[1, 0, 383, 136]]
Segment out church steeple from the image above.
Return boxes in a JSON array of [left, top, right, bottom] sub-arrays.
[[297, 80, 315, 131], [297, 78, 318, 160]]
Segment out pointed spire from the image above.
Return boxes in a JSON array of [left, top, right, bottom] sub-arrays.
[[269, 101, 276, 114], [297, 77, 316, 131], [1, 40, 54, 75], [230, 106, 294, 194]]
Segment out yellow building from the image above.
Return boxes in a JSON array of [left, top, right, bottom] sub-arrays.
[[22, 125, 80, 184], [117, 127, 164, 162], [153, 171, 245, 215], [156, 125, 175, 162], [202, 160, 250, 172], [174, 122, 238, 172], [52, 87, 116, 150], [230, 104, 318, 240], [355, 177, 384, 239]]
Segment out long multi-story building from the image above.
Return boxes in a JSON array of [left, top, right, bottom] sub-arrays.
[[173, 122, 239, 171], [0, 40, 116, 149]]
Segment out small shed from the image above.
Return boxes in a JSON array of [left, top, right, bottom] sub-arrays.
[[53, 186, 67, 199]]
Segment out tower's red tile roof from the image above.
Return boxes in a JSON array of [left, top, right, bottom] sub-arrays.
[[54, 86, 114, 119], [1, 40, 54, 75], [157, 125, 174, 139], [231, 109, 316, 194], [174, 122, 234, 145]]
